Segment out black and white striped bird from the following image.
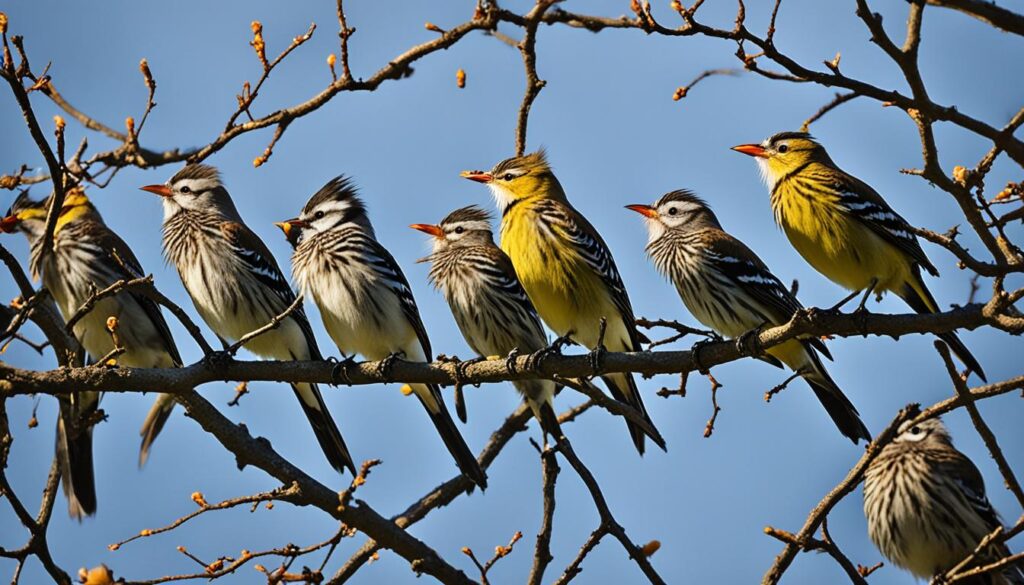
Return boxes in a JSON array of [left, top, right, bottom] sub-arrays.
[[276, 177, 487, 489], [628, 189, 870, 443], [864, 410, 1024, 583], [3, 189, 189, 517], [142, 164, 356, 476], [411, 206, 562, 438]]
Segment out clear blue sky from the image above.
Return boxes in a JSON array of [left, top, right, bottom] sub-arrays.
[[2, 1, 1022, 583]]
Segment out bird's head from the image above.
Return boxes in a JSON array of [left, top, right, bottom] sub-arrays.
[[141, 163, 238, 219], [277, 175, 373, 246], [892, 415, 951, 449], [626, 189, 721, 242], [732, 132, 832, 189], [411, 205, 494, 253], [1, 190, 47, 238], [461, 149, 566, 212]]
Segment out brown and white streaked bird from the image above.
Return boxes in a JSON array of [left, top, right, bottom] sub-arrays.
[[864, 410, 1024, 583], [411, 205, 562, 438], [142, 164, 356, 476], [627, 190, 870, 443], [2, 189, 189, 517], [277, 176, 487, 489]]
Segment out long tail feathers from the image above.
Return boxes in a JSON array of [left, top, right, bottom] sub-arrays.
[[292, 383, 357, 476], [56, 406, 98, 519], [801, 350, 871, 444], [600, 373, 666, 455], [898, 277, 987, 382], [416, 384, 487, 490], [533, 399, 563, 441], [139, 394, 177, 467]]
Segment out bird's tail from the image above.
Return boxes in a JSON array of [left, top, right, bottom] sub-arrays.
[[292, 382, 357, 476], [532, 399, 563, 441], [799, 347, 871, 444], [412, 383, 488, 490], [56, 392, 100, 519], [139, 394, 177, 467], [897, 272, 986, 382], [514, 379, 562, 440], [600, 372, 666, 455]]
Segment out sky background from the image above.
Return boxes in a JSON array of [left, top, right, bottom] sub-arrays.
[[1, 1, 1022, 583]]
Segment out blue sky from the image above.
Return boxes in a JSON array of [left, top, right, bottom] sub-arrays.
[[2, 1, 1022, 583]]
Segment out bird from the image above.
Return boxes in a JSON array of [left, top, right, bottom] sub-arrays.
[[2, 188, 188, 517], [864, 408, 1024, 583], [141, 164, 356, 476], [275, 176, 488, 489], [411, 205, 562, 439], [462, 150, 665, 455], [626, 190, 870, 443], [733, 132, 985, 381]]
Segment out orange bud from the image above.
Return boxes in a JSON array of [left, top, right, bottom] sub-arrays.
[[54, 115, 65, 132], [107, 543, 120, 551], [425, 22, 444, 33], [0, 12, 8, 35], [125, 117, 135, 136], [106, 316, 118, 332], [641, 539, 661, 557], [139, 529, 152, 537], [191, 491, 208, 507], [81, 565, 116, 585], [456, 68, 466, 89], [327, 53, 336, 68]]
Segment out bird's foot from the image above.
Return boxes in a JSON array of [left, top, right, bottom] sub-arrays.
[[735, 322, 767, 357], [329, 355, 360, 386], [690, 338, 718, 374], [376, 351, 405, 382], [526, 333, 575, 373], [505, 348, 521, 375], [204, 349, 234, 369]]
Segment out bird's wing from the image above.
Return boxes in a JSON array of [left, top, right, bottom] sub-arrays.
[[830, 171, 938, 276], [941, 451, 1003, 532], [539, 200, 642, 349], [705, 231, 832, 359], [90, 222, 184, 365], [363, 236, 433, 358], [475, 246, 548, 342], [220, 221, 322, 359]]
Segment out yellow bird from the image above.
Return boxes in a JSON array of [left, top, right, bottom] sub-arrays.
[[462, 150, 665, 454], [733, 132, 984, 381]]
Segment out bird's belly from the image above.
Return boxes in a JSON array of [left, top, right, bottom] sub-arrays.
[[780, 204, 908, 293], [313, 279, 414, 361]]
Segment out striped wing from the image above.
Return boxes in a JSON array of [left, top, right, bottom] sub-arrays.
[[831, 172, 938, 276], [705, 232, 832, 359], [221, 221, 322, 360], [537, 199, 642, 349], [475, 247, 548, 345], [363, 236, 434, 358], [943, 453, 1002, 532], [85, 221, 184, 365]]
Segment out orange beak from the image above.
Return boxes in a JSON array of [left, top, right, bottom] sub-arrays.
[[0, 215, 18, 233], [731, 144, 768, 158], [410, 223, 444, 238], [460, 170, 493, 184], [140, 184, 173, 197], [625, 204, 658, 219]]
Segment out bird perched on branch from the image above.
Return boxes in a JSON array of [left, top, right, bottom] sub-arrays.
[[864, 409, 1024, 583], [142, 164, 356, 476], [276, 176, 487, 489], [733, 132, 985, 381], [2, 189, 188, 517], [462, 150, 665, 455], [412, 205, 562, 439], [627, 190, 870, 443]]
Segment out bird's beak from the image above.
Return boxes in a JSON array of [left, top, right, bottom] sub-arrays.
[[625, 204, 658, 219], [0, 215, 18, 233], [140, 184, 173, 197], [410, 223, 444, 238], [460, 170, 493, 184], [274, 219, 309, 236], [731, 144, 769, 158]]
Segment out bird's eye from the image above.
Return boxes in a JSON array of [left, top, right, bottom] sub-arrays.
[[454, 226, 465, 234], [909, 426, 920, 434], [314, 210, 325, 220], [503, 173, 515, 181], [777, 144, 789, 153], [667, 207, 678, 216], [179, 185, 192, 194]]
